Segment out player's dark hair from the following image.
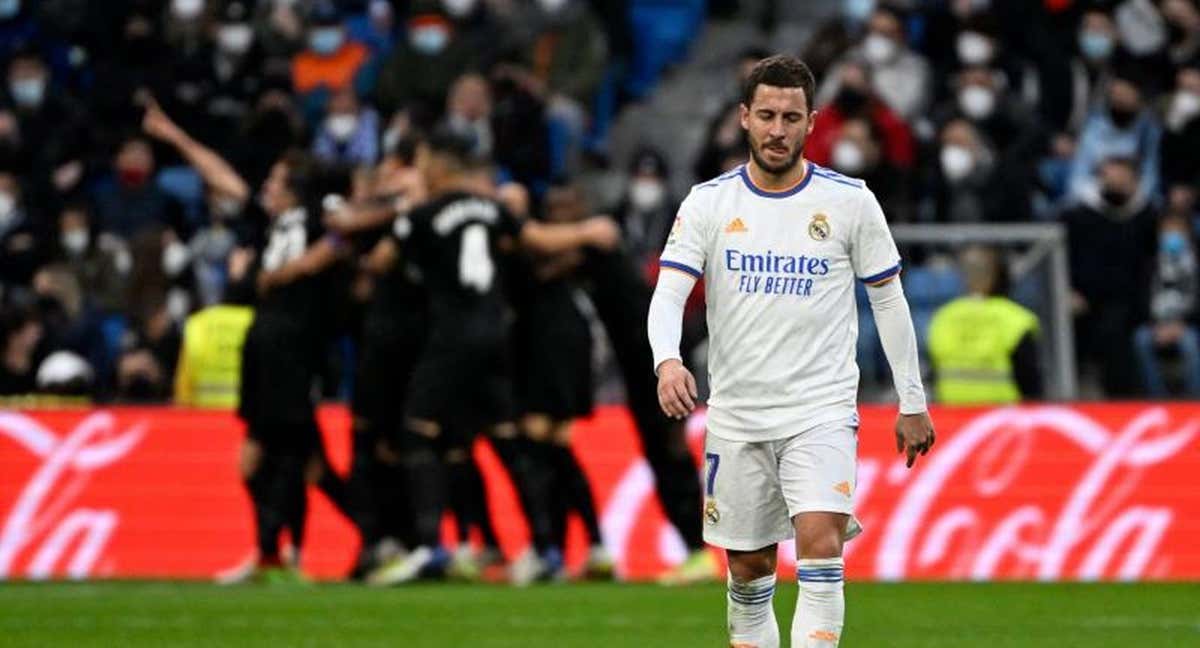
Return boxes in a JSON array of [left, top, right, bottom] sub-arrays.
[[279, 148, 315, 204], [741, 55, 816, 112], [426, 125, 478, 168]]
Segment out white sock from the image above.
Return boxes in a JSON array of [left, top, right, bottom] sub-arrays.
[[727, 573, 779, 648], [792, 558, 844, 647]]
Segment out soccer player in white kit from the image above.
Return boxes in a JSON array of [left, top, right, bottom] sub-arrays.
[[647, 55, 936, 647]]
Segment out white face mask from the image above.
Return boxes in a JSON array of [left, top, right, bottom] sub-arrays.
[[171, 0, 204, 20], [940, 144, 975, 182], [956, 31, 994, 65], [162, 240, 192, 276], [382, 127, 402, 154], [863, 32, 898, 65], [629, 178, 665, 210], [831, 139, 866, 174], [9, 76, 45, 108], [410, 26, 449, 55], [326, 113, 358, 141], [62, 229, 89, 255], [442, 0, 478, 18], [958, 85, 996, 120], [538, 0, 569, 13], [1168, 90, 1200, 131], [217, 24, 254, 55]]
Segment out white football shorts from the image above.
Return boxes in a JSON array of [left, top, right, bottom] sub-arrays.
[[701, 420, 858, 551]]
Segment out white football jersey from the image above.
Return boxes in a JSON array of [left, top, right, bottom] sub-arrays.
[[660, 162, 901, 441]]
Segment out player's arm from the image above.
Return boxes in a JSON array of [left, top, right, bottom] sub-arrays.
[[648, 190, 710, 419], [854, 190, 934, 467], [649, 268, 699, 419], [257, 236, 344, 294], [142, 98, 250, 203], [361, 235, 399, 276], [517, 216, 621, 256]]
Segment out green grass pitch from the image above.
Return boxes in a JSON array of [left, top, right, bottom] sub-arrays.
[[1, 581, 1197, 647]]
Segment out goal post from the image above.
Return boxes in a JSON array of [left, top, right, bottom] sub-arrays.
[[890, 223, 1078, 401]]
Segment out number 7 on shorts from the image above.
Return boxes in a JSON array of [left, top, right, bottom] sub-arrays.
[[704, 452, 720, 497]]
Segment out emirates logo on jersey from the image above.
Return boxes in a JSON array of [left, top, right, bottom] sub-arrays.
[[809, 213, 831, 241]]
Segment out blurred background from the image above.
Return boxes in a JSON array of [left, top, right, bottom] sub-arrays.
[[0, 0, 1198, 406]]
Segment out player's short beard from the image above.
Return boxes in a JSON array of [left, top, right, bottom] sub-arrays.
[[749, 133, 805, 176]]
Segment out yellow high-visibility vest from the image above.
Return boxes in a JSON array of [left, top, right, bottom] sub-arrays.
[[927, 296, 1039, 405], [174, 305, 254, 408]]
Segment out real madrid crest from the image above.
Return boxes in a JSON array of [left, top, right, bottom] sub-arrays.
[[808, 213, 830, 241], [704, 499, 720, 525]]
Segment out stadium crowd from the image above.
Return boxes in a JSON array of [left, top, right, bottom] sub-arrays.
[[0, 0, 1199, 580]]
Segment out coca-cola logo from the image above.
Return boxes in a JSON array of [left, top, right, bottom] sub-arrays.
[[864, 406, 1196, 580], [599, 406, 1198, 581], [0, 411, 146, 579]]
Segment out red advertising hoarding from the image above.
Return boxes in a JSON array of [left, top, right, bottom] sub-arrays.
[[1, 404, 1197, 581]]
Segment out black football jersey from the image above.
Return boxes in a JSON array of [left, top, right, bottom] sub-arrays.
[[391, 191, 523, 339]]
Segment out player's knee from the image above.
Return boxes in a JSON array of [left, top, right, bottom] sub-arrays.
[[727, 547, 777, 581], [797, 528, 843, 559]]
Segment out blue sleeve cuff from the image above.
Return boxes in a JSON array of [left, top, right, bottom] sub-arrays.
[[661, 260, 703, 279], [860, 263, 902, 284]]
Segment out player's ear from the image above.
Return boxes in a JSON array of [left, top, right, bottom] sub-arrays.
[[739, 103, 750, 131], [807, 110, 817, 136]]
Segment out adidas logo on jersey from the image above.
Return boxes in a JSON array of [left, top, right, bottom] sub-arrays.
[[725, 217, 748, 233]]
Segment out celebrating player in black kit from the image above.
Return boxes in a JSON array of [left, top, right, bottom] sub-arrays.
[[367, 129, 621, 585]]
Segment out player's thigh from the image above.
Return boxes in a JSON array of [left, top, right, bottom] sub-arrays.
[[777, 422, 858, 518], [702, 433, 792, 552]]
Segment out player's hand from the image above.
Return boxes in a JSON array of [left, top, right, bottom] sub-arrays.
[[141, 97, 183, 143], [656, 359, 698, 420], [895, 412, 935, 468], [580, 216, 621, 251]]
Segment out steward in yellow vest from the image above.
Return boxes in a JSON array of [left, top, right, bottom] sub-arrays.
[[927, 246, 1041, 404], [174, 304, 254, 408]]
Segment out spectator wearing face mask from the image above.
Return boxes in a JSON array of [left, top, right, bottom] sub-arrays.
[[1067, 73, 1161, 206], [3, 45, 90, 197], [1132, 212, 1200, 397], [928, 117, 1032, 223], [935, 66, 1043, 220], [291, 2, 373, 115], [443, 72, 494, 159], [205, 2, 265, 147], [809, 60, 914, 174], [55, 202, 130, 318], [92, 134, 189, 241], [821, 5, 932, 122], [828, 117, 911, 221], [1160, 64, 1200, 188], [1059, 7, 1132, 132], [313, 87, 380, 166], [615, 148, 675, 272], [375, 4, 481, 122], [1061, 157, 1157, 396]]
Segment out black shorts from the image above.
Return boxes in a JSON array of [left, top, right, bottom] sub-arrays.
[[238, 317, 320, 428], [351, 314, 426, 427], [514, 287, 594, 420], [405, 334, 515, 431]]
